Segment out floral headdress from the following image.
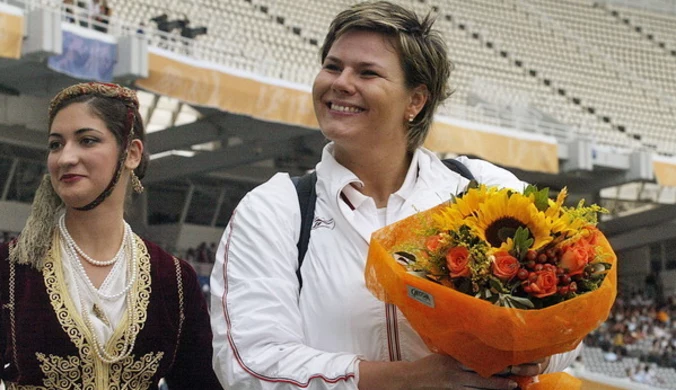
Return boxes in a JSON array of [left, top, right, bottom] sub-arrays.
[[9, 82, 140, 270]]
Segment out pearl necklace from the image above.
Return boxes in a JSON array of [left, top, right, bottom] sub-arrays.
[[60, 228, 138, 302], [60, 228, 140, 364], [79, 285, 138, 364], [59, 214, 128, 267]]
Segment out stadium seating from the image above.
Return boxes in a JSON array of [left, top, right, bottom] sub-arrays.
[[100, 0, 675, 155]]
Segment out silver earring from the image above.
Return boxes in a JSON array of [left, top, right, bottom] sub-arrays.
[[408, 114, 415, 123]]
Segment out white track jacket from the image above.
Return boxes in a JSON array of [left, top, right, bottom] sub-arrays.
[[211, 144, 581, 389]]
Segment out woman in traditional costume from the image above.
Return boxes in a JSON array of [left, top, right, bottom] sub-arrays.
[[0, 82, 222, 389]]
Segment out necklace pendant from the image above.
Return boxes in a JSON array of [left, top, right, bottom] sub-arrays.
[[92, 304, 111, 327]]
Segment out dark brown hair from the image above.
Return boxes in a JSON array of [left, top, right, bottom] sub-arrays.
[[48, 94, 149, 179]]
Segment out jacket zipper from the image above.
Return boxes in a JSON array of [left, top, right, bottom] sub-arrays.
[[385, 303, 402, 361]]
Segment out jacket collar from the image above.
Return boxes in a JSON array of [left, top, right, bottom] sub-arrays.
[[315, 143, 432, 209]]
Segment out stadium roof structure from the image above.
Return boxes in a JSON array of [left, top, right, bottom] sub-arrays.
[[2, 0, 676, 253], [2, 55, 675, 252]]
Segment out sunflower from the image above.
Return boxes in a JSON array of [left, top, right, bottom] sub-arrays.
[[464, 190, 552, 251], [433, 185, 499, 231]]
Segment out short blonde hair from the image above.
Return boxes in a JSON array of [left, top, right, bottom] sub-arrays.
[[320, 1, 453, 151]]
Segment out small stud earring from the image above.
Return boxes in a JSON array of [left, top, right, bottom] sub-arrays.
[[408, 114, 415, 123]]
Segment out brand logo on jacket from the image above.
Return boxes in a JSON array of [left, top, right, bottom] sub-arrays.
[[312, 217, 335, 230], [407, 285, 435, 308]]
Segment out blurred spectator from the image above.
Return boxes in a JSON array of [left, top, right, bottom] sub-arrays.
[[586, 289, 676, 371], [63, 0, 75, 23], [185, 247, 196, 263], [197, 242, 208, 263], [209, 242, 217, 263], [93, 0, 111, 33]]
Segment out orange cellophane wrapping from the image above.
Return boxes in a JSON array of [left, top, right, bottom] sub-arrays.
[[364, 203, 617, 378]]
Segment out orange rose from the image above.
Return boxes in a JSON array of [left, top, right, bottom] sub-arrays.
[[446, 246, 471, 278], [527, 270, 558, 298], [584, 226, 600, 245], [492, 251, 520, 281], [560, 243, 591, 276], [426, 235, 442, 252], [581, 228, 600, 259]]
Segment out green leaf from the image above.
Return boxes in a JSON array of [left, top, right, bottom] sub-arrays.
[[488, 276, 510, 294], [534, 188, 550, 212], [503, 295, 536, 309], [524, 185, 550, 212], [523, 185, 538, 197], [512, 226, 534, 260], [494, 294, 535, 309], [577, 279, 600, 292]]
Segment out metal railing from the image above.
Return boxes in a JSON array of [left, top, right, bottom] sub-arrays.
[[446, 102, 579, 143], [601, 0, 676, 15], [11, 0, 243, 65]]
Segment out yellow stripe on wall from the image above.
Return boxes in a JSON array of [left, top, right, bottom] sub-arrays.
[[0, 12, 23, 59], [137, 51, 560, 174]]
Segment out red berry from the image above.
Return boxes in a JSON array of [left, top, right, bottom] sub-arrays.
[[546, 248, 556, 259], [560, 275, 572, 285], [559, 286, 570, 295], [534, 264, 544, 272], [526, 260, 536, 269], [556, 267, 565, 275], [526, 250, 538, 261], [537, 254, 548, 263], [543, 264, 556, 272], [517, 269, 529, 280]]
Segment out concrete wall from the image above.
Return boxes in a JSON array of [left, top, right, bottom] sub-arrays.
[[0, 200, 31, 233], [616, 246, 651, 292]]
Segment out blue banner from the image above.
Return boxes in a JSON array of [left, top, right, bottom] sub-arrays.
[[48, 29, 117, 82]]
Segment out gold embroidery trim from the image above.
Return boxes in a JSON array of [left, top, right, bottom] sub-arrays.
[[168, 257, 185, 369], [8, 253, 19, 376], [35, 233, 156, 388]]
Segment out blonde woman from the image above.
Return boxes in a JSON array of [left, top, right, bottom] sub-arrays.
[[211, 2, 580, 389]]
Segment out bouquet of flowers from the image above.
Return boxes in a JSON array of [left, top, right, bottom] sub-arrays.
[[364, 184, 617, 386]]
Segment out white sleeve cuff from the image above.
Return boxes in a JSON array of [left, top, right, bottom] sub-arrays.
[[543, 342, 584, 374]]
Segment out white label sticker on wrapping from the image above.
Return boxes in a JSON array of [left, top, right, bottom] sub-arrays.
[[407, 285, 435, 308]]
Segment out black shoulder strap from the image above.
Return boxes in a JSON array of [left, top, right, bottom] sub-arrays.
[[441, 158, 476, 182], [292, 158, 474, 289], [291, 171, 317, 288]]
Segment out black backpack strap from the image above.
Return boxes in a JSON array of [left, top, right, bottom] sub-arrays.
[[291, 172, 317, 289], [291, 158, 473, 289], [441, 158, 475, 182]]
